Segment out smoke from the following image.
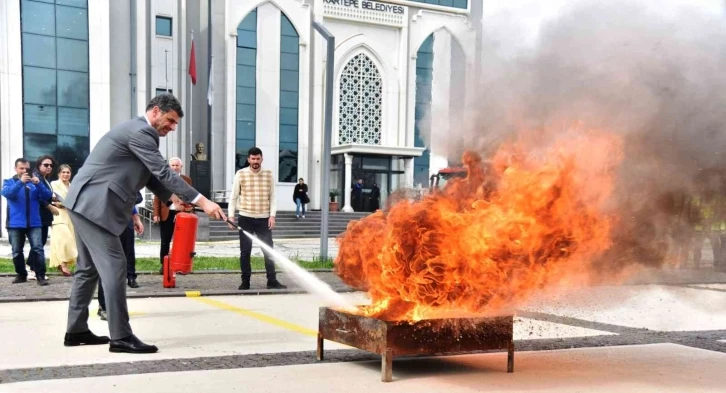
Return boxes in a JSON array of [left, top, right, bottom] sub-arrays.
[[435, 0, 726, 270]]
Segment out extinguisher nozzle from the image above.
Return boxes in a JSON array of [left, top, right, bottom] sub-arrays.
[[225, 218, 242, 231]]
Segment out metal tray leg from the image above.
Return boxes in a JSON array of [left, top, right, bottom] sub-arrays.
[[316, 332, 324, 361], [382, 348, 393, 382], [507, 339, 514, 373]]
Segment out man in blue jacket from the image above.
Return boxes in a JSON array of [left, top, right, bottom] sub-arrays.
[[2, 158, 51, 285]]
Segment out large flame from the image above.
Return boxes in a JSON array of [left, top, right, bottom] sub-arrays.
[[335, 128, 625, 321]]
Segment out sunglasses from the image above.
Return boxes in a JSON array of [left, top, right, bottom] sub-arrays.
[[42, 163, 53, 168]]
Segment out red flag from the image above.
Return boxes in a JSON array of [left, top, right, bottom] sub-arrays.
[[188, 39, 197, 85]]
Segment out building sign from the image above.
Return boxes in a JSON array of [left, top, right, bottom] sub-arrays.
[[324, 0, 405, 15]]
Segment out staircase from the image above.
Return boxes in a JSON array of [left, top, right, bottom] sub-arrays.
[[209, 211, 371, 240]]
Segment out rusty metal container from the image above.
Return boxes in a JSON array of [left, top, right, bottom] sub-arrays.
[[317, 306, 514, 382]]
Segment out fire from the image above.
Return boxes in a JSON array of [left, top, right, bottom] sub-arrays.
[[335, 128, 624, 321]]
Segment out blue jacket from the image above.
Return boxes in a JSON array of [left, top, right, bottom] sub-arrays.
[[2, 176, 53, 229]]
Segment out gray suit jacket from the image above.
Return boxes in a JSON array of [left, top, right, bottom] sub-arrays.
[[65, 116, 199, 236]]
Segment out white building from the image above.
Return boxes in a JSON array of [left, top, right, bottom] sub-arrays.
[[0, 0, 481, 236]]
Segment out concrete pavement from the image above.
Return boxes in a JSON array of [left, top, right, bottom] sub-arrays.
[[0, 282, 724, 391]]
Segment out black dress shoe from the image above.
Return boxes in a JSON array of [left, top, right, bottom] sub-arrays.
[[109, 334, 158, 354], [127, 279, 139, 288], [239, 281, 250, 290], [12, 275, 27, 284], [37, 278, 49, 286], [64, 330, 110, 346], [267, 280, 287, 289]]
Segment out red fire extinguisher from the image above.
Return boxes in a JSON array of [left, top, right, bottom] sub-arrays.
[[162, 209, 199, 288]]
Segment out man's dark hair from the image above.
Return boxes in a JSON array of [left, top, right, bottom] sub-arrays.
[[146, 93, 184, 117], [14, 158, 28, 167], [35, 155, 56, 171], [248, 147, 263, 157]]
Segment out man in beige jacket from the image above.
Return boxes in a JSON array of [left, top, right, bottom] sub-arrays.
[[228, 147, 286, 290]]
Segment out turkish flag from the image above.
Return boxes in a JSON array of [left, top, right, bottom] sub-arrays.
[[188, 39, 197, 85]]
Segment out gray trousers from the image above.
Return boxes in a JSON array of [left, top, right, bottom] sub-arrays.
[[66, 210, 132, 340]]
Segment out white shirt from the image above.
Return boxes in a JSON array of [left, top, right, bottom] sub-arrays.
[[143, 114, 201, 204]]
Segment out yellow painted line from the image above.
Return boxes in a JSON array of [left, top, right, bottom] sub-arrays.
[[185, 291, 202, 297], [192, 297, 318, 337]]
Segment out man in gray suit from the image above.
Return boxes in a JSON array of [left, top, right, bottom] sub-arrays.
[[62, 94, 226, 354]]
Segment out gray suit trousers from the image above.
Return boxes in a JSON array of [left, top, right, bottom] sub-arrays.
[[66, 210, 132, 340]]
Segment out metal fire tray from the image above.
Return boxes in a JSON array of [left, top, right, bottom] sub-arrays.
[[316, 306, 514, 382]]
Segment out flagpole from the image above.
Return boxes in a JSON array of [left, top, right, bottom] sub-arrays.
[[190, 30, 194, 162]]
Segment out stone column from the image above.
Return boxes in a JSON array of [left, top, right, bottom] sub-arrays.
[[342, 153, 354, 212]]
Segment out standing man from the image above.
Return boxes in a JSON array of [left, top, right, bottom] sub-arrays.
[[1, 158, 51, 286], [62, 93, 226, 354], [228, 147, 287, 290], [153, 157, 193, 274]]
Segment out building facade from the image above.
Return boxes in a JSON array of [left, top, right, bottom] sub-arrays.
[[0, 0, 480, 235]]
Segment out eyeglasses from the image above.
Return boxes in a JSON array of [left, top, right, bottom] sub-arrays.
[[42, 163, 53, 168]]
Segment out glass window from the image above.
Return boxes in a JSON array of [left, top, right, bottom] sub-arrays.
[[24, 104, 56, 134], [236, 104, 256, 122], [281, 17, 297, 37], [23, 66, 57, 105], [236, 10, 257, 172], [408, 0, 467, 9], [280, 36, 299, 54], [236, 30, 257, 49], [156, 16, 172, 37], [280, 91, 298, 109], [280, 70, 298, 92], [414, 34, 434, 185], [236, 47, 256, 66], [280, 53, 298, 71], [56, 38, 88, 72], [24, 133, 58, 161], [155, 88, 172, 96], [236, 65, 256, 88], [237, 10, 257, 31], [280, 108, 298, 126], [22, 33, 56, 68], [58, 107, 88, 136], [56, 135, 89, 167], [279, 14, 299, 182], [21, 0, 89, 170], [236, 121, 255, 138], [55, 0, 88, 8], [56, 5, 88, 40], [57, 70, 89, 108], [452, 0, 468, 9], [21, 0, 55, 36], [236, 86, 255, 105], [279, 125, 298, 143]]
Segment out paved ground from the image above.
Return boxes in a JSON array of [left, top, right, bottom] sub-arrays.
[[0, 283, 724, 391], [1, 237, 725, 391]]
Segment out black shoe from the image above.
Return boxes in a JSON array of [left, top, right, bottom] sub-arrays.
[[127, 279, 139, 288], [239, 281, 250, 290], [64, 330, 110, 346], [12, 275, 27, 284], [98, 309, 107, 321], [267, 280, 287, 289], [37, 277, 49, 286], [109, 334, 158, 354]]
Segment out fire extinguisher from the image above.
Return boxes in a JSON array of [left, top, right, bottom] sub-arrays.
[[162, 208, 199, 288]]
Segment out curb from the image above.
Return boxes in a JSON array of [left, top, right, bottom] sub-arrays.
[[0, 269, 335, 277], [0, 287, 358, 303]]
